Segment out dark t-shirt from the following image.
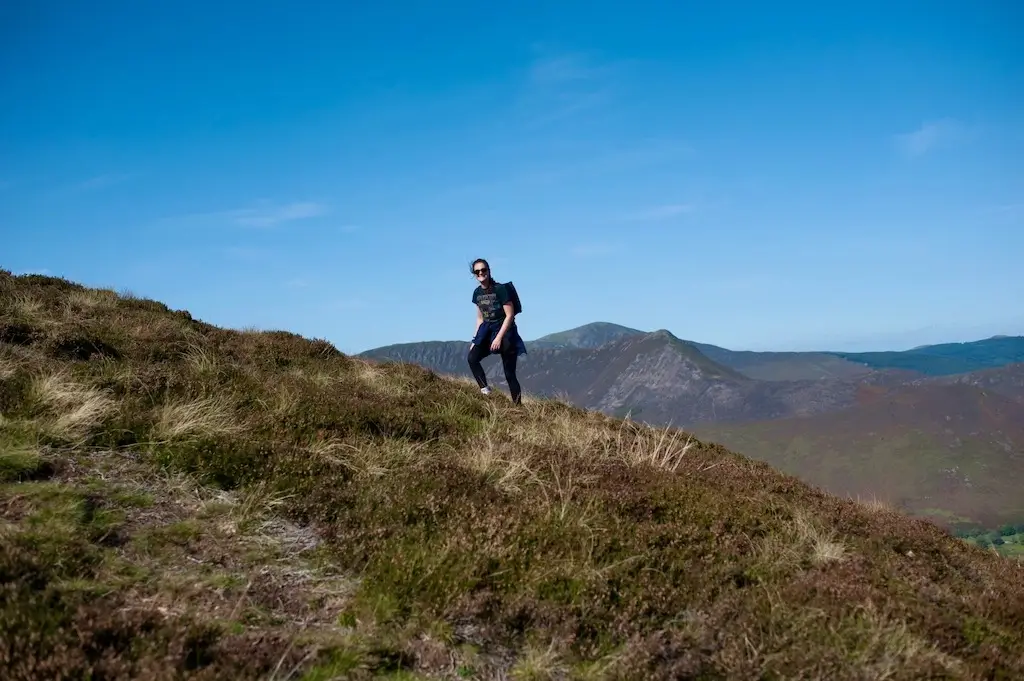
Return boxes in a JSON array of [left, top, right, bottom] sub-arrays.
[[473, 283, 510, 323]]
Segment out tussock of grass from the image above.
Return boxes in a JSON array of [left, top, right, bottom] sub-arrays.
[[152, 396, 242, 441], [334, 438, 430, 478], [4, 291, 46, 323], [608, 419, 696, 471], [793, 508, 849, 565], [25, 370, 118, 441], [509, 640, 567, 680], [356, 360, 413, 397], [183, 339, 220, 376], [62, 288, 118, 317], [464, 431, 535, 494], [2, 268, 1023, 680], [855, 493, 898, 514]]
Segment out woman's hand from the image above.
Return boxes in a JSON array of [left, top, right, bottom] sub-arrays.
[[490, 335, 502, 352]]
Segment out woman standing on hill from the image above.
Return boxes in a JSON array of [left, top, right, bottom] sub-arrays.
[[468, 258, 526, 405]]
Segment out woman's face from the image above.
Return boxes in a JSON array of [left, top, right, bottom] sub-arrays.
[[473, 263, 490, 285]]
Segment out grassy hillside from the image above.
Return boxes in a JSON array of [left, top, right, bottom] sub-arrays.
[[2, 270, 1024, 680]]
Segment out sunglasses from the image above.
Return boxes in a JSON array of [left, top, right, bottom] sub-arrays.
[[473, 268, 489, 276]]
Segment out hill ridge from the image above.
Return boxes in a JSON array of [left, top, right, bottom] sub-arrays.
[[530, 321, 645, 349], [2, 269, 1023, 679]]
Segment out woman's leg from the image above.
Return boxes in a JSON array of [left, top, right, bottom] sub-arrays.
[[499, 334, 522, 404], [501, 352, 521, 404], [467, 342, 490, 390]]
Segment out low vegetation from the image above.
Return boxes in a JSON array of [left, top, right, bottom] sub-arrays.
[[2, 269, 1023, 680], [956, 525, 1024, 559]]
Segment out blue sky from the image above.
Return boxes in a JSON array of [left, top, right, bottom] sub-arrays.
[[2, 1, 1022, 353]]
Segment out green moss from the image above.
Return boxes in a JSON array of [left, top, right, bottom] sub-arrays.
[[535, 573, 586, 605], [0, 444, 50, 483], [111, 489, 155, 508], [133, 519, 203, 552], [297, 646, 368, 680]]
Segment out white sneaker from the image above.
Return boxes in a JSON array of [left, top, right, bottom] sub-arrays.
[[480, 387, 492, 395]]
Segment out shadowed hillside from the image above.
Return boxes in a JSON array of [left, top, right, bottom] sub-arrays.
[[830, 337, 1024, 376], [689, 342, 876, 382], [2, 269, 1024, 680]]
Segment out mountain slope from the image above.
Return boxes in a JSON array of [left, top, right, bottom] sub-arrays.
[[693, 380, 1024, 531], [829, 336, 1024, 375], [516, 329, 751, 419], [3, 269, 1023, 679], [690, 342, 877, 381], [358, 338, 469, 376], [917, 361, 1024, 403], [360, 324, 1024, 386], [365, 329, 863, 425], [529, 321, 645, 349]]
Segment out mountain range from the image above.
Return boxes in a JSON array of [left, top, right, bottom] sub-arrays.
[[359, 323, 1024, 532]]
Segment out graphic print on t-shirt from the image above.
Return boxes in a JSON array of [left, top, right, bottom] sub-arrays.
[[473, 284, 508, 323]]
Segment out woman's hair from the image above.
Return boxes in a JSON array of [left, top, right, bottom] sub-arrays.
[[470, 258, 490, 274]]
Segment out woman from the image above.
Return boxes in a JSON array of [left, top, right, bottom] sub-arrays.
[[468, 258, 527, 404]]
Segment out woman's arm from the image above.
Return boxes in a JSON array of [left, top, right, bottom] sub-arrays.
[[494, 302, 515, 343], [472, 305, 484, 345]]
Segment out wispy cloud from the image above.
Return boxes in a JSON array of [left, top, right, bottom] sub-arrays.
[[518, 48, 627, 128], [894, 119, 967, 157], [162, 200, 331, 229], [232, 201, 329, 227], [528, 52, 612, 86], [285, 277, 311, 289], [624, 203, 695, 221]]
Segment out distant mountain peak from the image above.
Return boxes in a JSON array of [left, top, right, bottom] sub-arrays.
[[540, 321, 645, 336], [530, 321, 645, 350]]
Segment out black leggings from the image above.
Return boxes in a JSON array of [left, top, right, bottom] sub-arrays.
[[468, 332, 522, 404]]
